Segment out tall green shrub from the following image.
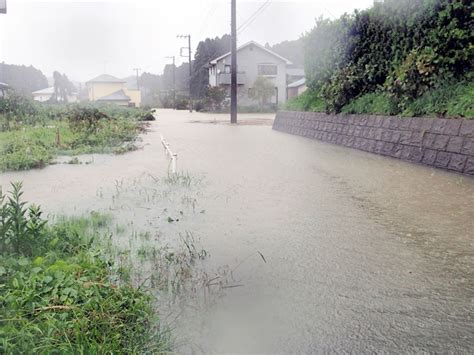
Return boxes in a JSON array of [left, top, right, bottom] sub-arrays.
[[304, 0, 473, 113]]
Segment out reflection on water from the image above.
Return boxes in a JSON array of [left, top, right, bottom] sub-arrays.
[[1, 110, 473, 353]]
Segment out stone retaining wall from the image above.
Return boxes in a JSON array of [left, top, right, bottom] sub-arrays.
[[273, 111, 474, 176]]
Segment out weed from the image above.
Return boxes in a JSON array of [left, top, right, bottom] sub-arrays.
[[0, 184, 171, 353]]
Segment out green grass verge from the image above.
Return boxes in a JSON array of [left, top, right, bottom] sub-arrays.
[[0, 183, 170, 353], [285, 90, 326, 113], [286, 81, 473, 119]]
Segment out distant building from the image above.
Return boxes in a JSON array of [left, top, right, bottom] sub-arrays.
[[287, 78, 307, 99], [0, 82, 9, 98], [86, 74, 141, 107], [32, 87, 78, 103], [208, 41, 292, 105]]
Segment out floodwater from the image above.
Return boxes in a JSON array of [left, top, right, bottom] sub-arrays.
[[1, 109, 473, 353]]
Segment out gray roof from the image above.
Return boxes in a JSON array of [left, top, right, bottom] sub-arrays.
[[32, 87, 55, 95], [210, 41, 293, 65], [87, 74, 126, 84], [97, 89, 131, 102], [288, 78, 306, 88]]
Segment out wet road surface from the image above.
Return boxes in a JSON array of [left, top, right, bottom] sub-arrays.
[[1, 109, 473, 353]]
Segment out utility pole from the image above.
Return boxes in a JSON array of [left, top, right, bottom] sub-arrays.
[[230, 0, 237, 124], [177, 34, 193, 112], [133, 68, 141, 90], [165, 56, 176, 109]]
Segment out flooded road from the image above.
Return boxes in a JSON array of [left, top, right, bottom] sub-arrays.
[[1, 109, 473, 353]]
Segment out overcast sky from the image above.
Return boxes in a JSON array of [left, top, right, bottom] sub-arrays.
[[0, 0, 373, 82]]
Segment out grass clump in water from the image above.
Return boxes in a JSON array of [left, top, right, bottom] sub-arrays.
[[0, 182, 170, 353]]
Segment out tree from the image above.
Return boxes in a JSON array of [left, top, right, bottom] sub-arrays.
[[191, 35, 231, 99], [0, 63, 48, 95], [249, 76, 275, 109], [271, 38, 305, 68], [51, 71, 75, 103], [204, 86, 227, 112]]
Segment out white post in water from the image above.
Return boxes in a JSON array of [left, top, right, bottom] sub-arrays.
[[160, 134, 178, 174]]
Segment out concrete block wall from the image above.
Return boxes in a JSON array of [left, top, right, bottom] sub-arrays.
[[273, 111, 474, 176]]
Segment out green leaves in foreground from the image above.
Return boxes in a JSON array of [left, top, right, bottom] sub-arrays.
[[0, 183, 170, 354]]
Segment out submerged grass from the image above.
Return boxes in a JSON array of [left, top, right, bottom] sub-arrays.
[[0, 103, 150, 172], [0, 182, 171, 353]]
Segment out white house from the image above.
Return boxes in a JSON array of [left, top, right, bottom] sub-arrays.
[[32, 87, 78, 103], [208, 41, 292, 105]]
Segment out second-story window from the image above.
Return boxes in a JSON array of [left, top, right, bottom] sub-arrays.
[[258, 64, 277, 76]]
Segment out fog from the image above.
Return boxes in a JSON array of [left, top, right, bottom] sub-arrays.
[[0, 0, 373, 81]]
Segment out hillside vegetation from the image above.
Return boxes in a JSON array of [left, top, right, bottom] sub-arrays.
[[288, 0, 473, 118]]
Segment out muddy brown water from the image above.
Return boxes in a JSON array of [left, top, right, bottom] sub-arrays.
[[1, 109, 473, 353]]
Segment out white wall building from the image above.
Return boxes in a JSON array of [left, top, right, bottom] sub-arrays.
[[208, 41, 292, 106], [32, 87, 78, 103]]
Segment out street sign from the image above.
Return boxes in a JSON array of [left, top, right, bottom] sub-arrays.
[[0, 0, 6, 14]]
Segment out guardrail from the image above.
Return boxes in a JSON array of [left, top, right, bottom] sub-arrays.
[[160, 134, 178, 174]]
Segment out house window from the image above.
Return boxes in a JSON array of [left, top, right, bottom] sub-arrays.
[[224, 65, 231, 74], [258, 64, 277, 76]]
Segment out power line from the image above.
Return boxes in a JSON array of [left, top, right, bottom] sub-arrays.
[[237, 0, 272, 35]]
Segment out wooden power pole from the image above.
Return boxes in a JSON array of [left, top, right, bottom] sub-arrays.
[[230, 0, 237, 124]]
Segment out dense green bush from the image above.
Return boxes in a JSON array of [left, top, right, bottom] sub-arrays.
[[304, 0, 473, 115], [0, 183, 170, 353]]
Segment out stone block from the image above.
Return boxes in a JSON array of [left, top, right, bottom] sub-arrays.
[[463, 157, 474, 175], [422, 149, 438, 165], [347, 136, 355, 147], [366, 139, 376, 152], [367, 116, 376, 127], [410, 132, 423, 146], [446, 136, 464, 153], [374, 128, 384, 140], [391, 131, 401, 144], [401, 146, 413, 160], [381, 130, 393, 142], [375, 141, 385, 154], [432, 135, 450, 151], [409, 148, 424, 163], [348, 125, 355, 135], [447, 154, 468, 172], [373, 116, 383, 127], [360, 116, 369, 126], [389, 117, 400, 129], [391, 144, 404, 158], [430, 119, 449, 134], [422, 133, 437, 149], [354, 126, 362, 137], [460, 120, 474, 137], [434, 152, 451, 168], [382, 142, 394, 155], [461, 138, 474, 156], [398, 118, 412, 130], [443, 120, 462, 136], [399, 131, 412, 145], [382, 118, 392, 129], [420, 118, 435, 132]]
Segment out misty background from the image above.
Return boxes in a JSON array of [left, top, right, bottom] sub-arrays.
[[0, 0, 373, 82]]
